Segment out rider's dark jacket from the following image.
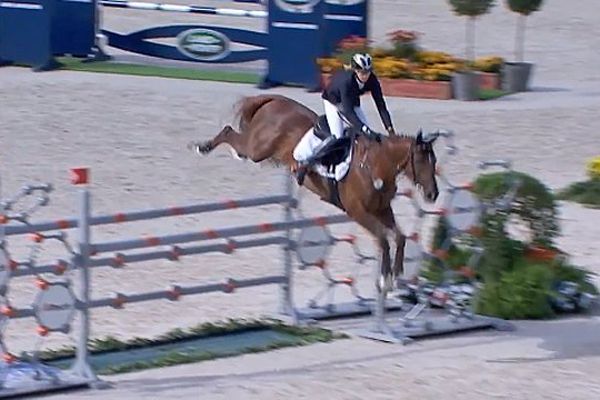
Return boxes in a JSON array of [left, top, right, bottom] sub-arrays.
[[321, 69, 394, 133]]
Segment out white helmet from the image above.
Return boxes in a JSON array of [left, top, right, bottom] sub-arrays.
[[351, 53, 372, 71]]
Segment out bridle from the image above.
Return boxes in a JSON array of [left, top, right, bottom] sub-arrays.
[[358, 136, 436, 189], [358, 136, 416, 185]]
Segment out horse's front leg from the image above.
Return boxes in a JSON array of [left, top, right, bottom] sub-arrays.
[[377, 206, 407, 282], [348, 207, 404, 339], [377, 237, 393, 292], [346, 207, 393, 292]]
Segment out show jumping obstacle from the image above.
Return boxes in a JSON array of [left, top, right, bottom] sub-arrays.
[[0, 0, 367, 89], [0, 148, 517, 397]]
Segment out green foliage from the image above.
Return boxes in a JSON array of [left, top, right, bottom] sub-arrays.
[[431, 211, 453, 252], [506, 0, 543, 16], [428, 170, 598, 320], [55, 57, 260, 84], [556, 178, 600, 208], [38, 318, 343, 374], [420, 263, 446, 284], [427, 216, 475, 284], [389, 43, 419, 61], [478, 222, 526, 281], [448, 0, 496, 17], [475, 261, 554, 319], [473, 171, 559, 247], [478, 88, 508, 100]]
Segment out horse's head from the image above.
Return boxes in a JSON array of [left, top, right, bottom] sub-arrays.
[[407, 130, 439, 202], [365, 130, 440, 202]]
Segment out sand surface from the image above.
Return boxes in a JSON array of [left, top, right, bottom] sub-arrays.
[[1, 0, 600, 398]]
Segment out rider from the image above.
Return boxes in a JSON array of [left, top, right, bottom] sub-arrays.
[[294, 53, 396, 185]]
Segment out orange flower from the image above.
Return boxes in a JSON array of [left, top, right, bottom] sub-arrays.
[[337, 35, 370, 51], [387, 29, 420, 44]]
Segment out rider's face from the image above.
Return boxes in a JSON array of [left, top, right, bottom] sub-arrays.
[[356, 69, 371, 83]]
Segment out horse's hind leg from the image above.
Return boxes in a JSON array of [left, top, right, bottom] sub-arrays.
[[192, 125, 274, 163], [191, 125, 249, 158]]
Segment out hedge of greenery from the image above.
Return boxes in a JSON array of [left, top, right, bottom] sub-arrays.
[[426, 171, 598, 319]]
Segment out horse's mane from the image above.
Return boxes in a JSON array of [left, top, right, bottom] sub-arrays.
[[381, 133, 416, 145]]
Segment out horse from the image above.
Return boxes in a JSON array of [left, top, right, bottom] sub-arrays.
[[189, 94, 440, 292]]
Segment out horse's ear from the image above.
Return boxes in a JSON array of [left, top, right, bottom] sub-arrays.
[[425, 131, 440, 144], [417, 129, 439, 144], [416, 129, 424, 144]]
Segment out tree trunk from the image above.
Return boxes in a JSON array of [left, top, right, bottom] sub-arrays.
[[466, 16, 476, 62], [515, 14, 527, 62]]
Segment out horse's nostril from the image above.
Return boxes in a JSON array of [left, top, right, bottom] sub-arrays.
[[426, 191, 438, 202]]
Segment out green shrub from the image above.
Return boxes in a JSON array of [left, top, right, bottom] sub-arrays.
[[447, 0, 496, 62], [427, 170, 597, 319], [556, 178, 600, 208], [505, 0, 544, 61], [475, 261, 554, 319], [449, 0, 496, 16], [473, 171, 559, 247]]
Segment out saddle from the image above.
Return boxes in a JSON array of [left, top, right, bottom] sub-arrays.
[[302, 114, 380, 211], [311, 114, 353, 169]]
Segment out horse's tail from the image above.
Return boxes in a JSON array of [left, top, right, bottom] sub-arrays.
[[234, 95, 281, 133]]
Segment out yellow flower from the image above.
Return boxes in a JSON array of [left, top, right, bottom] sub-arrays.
[[317, 57, 343, 73], [416, 51, 457, 65], [472, 55, 504, 73], [371, 47, 389, 58], [587, 156, 600, 180], [373, 58, 411, 78]]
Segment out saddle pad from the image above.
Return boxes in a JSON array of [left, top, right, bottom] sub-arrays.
[[314, 144, 352, 182], [293, 128, 353, 182]]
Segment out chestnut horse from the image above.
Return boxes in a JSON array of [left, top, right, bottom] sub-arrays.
[[190, 94, 439, 291]]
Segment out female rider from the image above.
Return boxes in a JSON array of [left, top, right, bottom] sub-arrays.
[[294, 53, 396, 185]]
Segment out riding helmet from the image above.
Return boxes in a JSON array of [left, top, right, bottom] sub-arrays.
[[351, 53, 373, 71]]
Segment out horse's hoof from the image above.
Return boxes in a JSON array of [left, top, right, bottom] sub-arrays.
[[186, 141, 198, 152], [229, 148, 246, 161], [377, 274, 393, 293], [188, 141, 212, 155]]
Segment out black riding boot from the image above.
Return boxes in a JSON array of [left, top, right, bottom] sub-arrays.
[[295, 136, 338, 186]]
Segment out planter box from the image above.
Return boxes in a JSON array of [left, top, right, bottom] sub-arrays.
[[320, 72, 499, 100], [380, 77, 452, 100], [502, 62, 534, 93], [452, 71, 479, 101], [478, 72, 501, 90], [321, 73, 452, 100]]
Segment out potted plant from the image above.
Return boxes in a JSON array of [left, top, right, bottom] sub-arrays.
[[447, 0, 496, 100], [503, 0, 543, 92]]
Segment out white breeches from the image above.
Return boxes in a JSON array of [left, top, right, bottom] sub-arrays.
[[323, 99, 370, 139], [292, 100, 370, 162]]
